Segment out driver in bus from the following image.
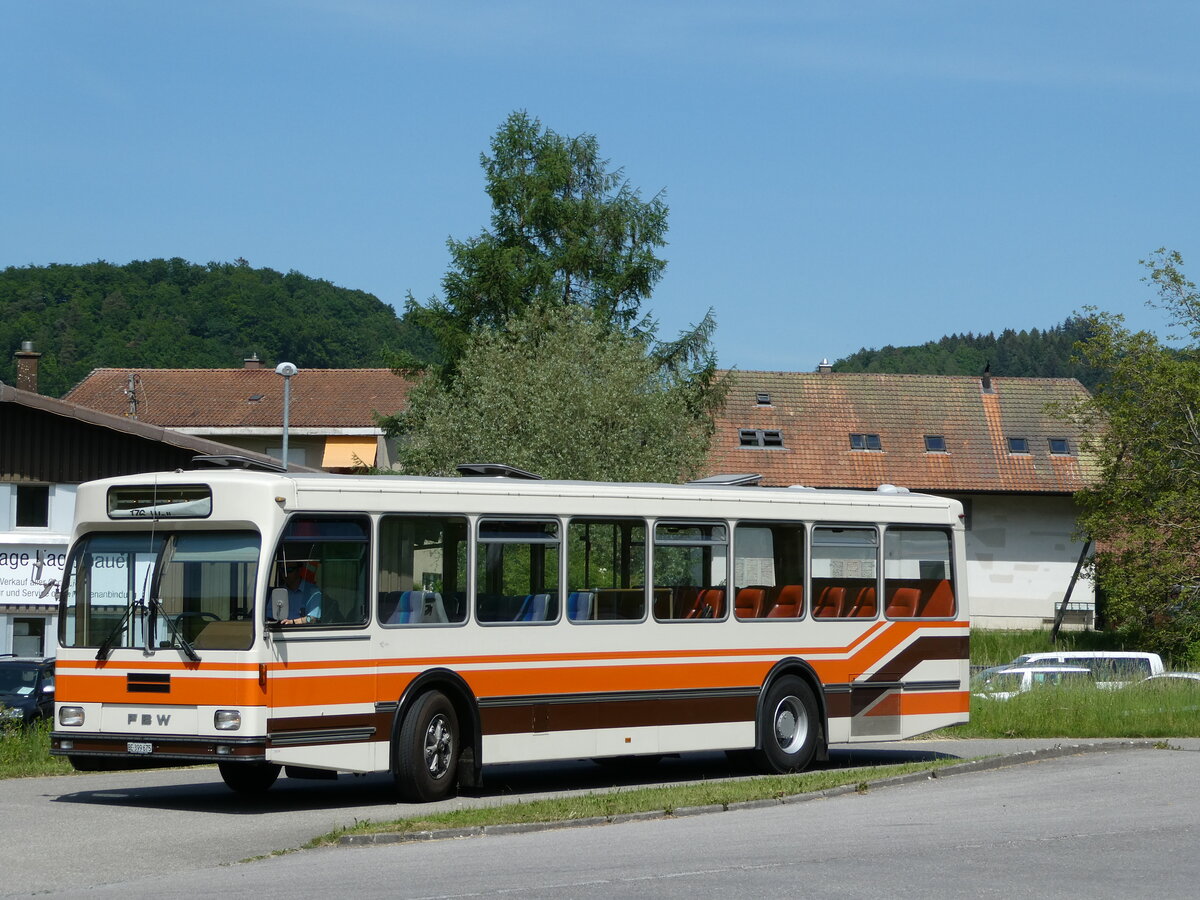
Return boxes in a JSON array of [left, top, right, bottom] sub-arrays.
[[279, 561, 322, 626]]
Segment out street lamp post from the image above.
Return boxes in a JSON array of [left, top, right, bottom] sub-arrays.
[[275, 362, 298, 470]]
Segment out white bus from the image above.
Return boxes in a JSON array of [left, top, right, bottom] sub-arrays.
[[51, 462, 969, 801]]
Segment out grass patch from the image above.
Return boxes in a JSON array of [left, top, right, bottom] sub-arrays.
[[0, 720, 74, 779], [941, 628, 1200, 738], [945, 680, 1200, 739], [307, 758, 966, 846]]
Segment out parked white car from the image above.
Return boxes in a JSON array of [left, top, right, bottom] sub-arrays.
[[973, 665, 1095, 700], [1008, 651, 1164, 689]]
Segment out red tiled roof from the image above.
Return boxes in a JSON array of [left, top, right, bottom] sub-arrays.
[[64, 368, 412, 429], [707, 371, 1097, 493], [1, 380, 319, 474]]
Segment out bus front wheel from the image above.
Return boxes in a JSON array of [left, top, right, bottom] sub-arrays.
[[754, 676, 819, 774], [218, 760, 281, 794], [395, 690, 460, 803]]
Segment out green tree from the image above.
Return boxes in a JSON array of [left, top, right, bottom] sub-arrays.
[[1070, 249, 1200, 663], [0, 259, 437, 395], [386, 304, 720, 483], [412, 111, 669, 367]]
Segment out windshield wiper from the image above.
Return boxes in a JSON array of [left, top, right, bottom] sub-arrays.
[[95, 601, 142, 662], [144, 536, 201, 661], [146, 596, 201, 662]]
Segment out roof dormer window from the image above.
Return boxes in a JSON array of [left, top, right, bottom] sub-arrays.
[[850, 433, 882, 451], [739, 428, 785, 448], [755, 392, 772, 406], [1048, 438, 1072, 456], [1007, 437, 1030, 455], [924, 435, 947, 453]]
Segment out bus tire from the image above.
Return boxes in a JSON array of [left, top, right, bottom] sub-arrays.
[[218, 760, 281, 794], [395, 690, 459, 803], [754, 675, 819, 774]]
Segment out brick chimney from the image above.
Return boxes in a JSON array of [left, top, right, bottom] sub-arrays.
[[15, 341, 41, 393], [243, 353, 264, 370]]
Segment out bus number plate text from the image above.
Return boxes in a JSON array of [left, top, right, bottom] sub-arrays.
[[127, 741, 153, 755]]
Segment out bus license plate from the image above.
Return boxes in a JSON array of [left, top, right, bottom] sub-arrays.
[[127, 741, 153, 755]]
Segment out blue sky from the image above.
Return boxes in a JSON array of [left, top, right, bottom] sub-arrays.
[[4, 1, 1197, 371]]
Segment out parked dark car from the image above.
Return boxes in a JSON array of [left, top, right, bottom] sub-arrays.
[[0, 656, 55, 726]]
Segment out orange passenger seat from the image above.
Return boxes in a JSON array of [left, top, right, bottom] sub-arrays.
[[813, 586, 846, 618], [885, 587, 921, 618], [766, 584, 804, 618], [848, 586, 877, 617], [735, 587, 767, 619]]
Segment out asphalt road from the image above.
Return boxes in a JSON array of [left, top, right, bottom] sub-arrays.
[[4, 739, 1198, 898]]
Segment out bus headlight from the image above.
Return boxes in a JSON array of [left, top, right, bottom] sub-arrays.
[[59, 706, 85, 727], [214, 709, 242, 731]]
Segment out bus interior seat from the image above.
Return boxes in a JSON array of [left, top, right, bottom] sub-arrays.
[[916, 579, 955, 617], [848, 586, 877, 617], [766, 584, 804, 618], [687, 587, 725, 618], [515, 593, 552, 622], [380, 590, 446, 625], [735, 587, 767, 618], [567, 591, 594, 621], [885, 587, 921, 618], [379, 590, 402, 624], [813, 585, 846, 618]]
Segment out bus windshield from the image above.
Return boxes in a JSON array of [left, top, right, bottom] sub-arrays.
[[60, 531, 260, 652]]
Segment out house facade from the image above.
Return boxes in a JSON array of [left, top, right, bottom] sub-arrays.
[[64, 358, 412, 471], [705, 369, 1097, 629]]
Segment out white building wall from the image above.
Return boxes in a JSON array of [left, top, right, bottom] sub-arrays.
[[0, 483, 73, 656], [964, 494, 1093, 630]]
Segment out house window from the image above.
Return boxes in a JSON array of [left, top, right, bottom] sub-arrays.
[[739, 429, 785, 448], [755, 392, 772, 406], [16, 485, 50, 528], [850, 433, 882, 451], [1048, 438, 1072, 455], [924, 435, 947, 453], [1007, 437, 1030, 454]]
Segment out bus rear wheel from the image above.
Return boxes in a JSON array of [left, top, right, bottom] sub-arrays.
[[218, 760, 281, 795], [754, 676, 819, 774], [395, 690, 459, 803]]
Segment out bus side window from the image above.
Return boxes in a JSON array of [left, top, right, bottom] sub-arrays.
[[476, 519, 560, 625], [811, 526, 878, 620], [566, 519, 647, 622], [883, 527, 956, 619], [378, 516, 468, 626], [733, 522, 806, 620], [653, 522, 728, 621], [272, 516, 370, 627]]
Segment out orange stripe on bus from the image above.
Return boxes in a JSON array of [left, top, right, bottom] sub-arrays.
[[56, 620, 968, 709], [899, 691, 970, 716]]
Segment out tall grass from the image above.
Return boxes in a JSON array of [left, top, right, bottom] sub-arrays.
[[953, 629, 1200, 738], [0, 720, 74, 778], [954, 680, 1200, 738]]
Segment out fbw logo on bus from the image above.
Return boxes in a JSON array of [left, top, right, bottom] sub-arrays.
[[128, 713, 171, 726]]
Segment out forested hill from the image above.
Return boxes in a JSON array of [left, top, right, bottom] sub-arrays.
[[833, 316, 1104, 390], [0, 259, 436, 397]]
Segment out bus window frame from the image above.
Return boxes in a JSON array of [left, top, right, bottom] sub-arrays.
[[730, 518, 809, 622], [268, 512, 372, 631], [881, 524, 958, 620], [563, 515, 650, 626], [474, 516, 562, 627], [651, 519, 731, 623], [376, 512, 470, 629], [809, 522, 882, 622]]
